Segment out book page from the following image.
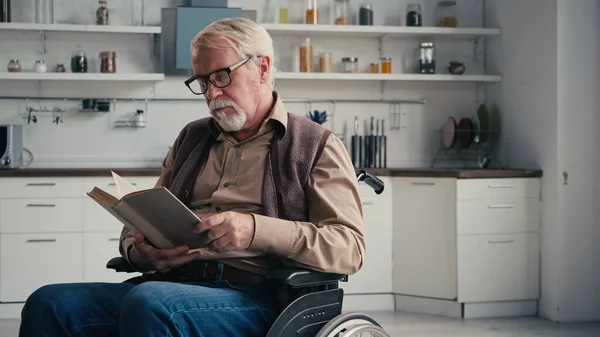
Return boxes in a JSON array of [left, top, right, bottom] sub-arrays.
[[111, 171, 138, 198]]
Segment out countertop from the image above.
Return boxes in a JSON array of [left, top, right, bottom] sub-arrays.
[[0, 167, 543, 179]]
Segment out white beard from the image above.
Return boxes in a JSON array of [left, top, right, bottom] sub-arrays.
[[208, 99, 247, 131]]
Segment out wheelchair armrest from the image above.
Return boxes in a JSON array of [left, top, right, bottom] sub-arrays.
[[267, 268, 347, 288], [106, 257, 137, 273]]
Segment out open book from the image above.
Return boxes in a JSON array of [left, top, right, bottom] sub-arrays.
[[87, 172, 205, 250]]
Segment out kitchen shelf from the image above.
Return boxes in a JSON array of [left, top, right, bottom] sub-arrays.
[[0, 72, 165, 81], [0, 23, 161, 34], [275, 72, 501, 83], [262, 24, 500, 40]]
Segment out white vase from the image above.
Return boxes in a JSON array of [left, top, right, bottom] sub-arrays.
[[33, 60, 47, 73]]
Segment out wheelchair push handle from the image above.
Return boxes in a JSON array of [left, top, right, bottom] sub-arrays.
[[356, 170, 384, 194]]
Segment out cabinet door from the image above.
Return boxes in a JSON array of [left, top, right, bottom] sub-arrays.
[[0, 233, 83, 302], [341, 195, 393, 294], [392, 177, 458, 300], [83, 233, 137, 283], [457, 233, 540, 303]]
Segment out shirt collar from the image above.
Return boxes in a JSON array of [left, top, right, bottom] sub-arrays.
[[208, 91, 288, 139]]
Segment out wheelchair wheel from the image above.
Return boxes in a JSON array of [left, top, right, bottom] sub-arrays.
[[315, 312, 391, 337]]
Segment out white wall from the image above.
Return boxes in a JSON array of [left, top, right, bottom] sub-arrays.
[[0, 0, 485, 169], [486, 0, 600, 323]]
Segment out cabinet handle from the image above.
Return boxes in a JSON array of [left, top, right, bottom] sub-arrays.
[[26, 204, 56, 207], [108, 182, 137, 186], [488, 184, 514, 188], [109, 238, 120, 242], [26, 239, 57, 243], [26, 183, 56, 187], [411, 182, 435, 186], [361, 201, 374, 205], [488, 205, 515, 209], [488, 240, 515, 244]]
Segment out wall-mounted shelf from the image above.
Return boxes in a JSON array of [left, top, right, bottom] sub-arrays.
[[0, 72, 165, 81], [261, 24, 500, 40], [0, 23, 161, 34], [275, 72, 501, 83]]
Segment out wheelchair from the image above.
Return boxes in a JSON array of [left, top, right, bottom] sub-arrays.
[[106, 170, 391, 337]]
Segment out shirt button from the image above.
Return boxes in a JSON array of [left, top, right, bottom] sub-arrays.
[[234, 144, 240, 150], [215, 206, 221, 212], [223, 182, 229, 187]]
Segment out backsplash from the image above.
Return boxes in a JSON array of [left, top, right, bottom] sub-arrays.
[[0, 0, 489, 169]]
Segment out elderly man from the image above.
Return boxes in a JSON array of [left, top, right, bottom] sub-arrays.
[[19, 17, 364, 337]]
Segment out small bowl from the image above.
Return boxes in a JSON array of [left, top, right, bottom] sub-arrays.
[[448, 62, 466, 75]]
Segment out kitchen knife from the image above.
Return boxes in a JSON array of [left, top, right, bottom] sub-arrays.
[[382, 119, 387, 168], [351, 116, 359, 168]]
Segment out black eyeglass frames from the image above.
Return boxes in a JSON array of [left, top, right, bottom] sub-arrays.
[[184, 56, 253, 95]]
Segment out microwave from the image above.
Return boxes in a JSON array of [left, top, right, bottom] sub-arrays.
[[0, 124, 23, 169]]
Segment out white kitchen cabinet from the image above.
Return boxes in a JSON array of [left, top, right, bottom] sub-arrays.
[[83, 233, 135, 283], [392, 176, 541, 317], [342, 180, 393, 295]]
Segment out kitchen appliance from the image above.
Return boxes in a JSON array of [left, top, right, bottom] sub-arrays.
[[0, 124, 23, 169]]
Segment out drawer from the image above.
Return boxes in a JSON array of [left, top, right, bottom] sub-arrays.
[[457, 178, 540, 200], [457, 233, 540, 303], [0, 178, 83, 198], [82, 176, 159, 198], [0, 199, 84, 233], [457, 199, 540, 235], [83, 199, 127, 233], [83, 233, 134, 283], [0, 233, 83, 302]]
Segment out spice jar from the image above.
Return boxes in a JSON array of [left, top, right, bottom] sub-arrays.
[[342, 57, 358, 73], [100, 51, 116, 73], [55, 64, 65, 72], [419, 42, 435, 74], [436, 0, 457, 27], [300, 37, 313, 72], [96, 0, 109, 25], [319, 52, 332, 73], [33, 60, 47, 73], [7, 59, 21, 72], [406, 4, 422, 26], [305, 0, 318, 24], [334, 0, 349, 25], [380, 57, 391, 73], [71, 51, 88, 73], [368, 62, 379, 73], [359, 3, 373, 25]]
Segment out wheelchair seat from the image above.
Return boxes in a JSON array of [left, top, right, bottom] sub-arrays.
[[106, 170, 391, 336]]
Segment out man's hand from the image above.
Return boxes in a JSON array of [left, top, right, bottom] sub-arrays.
[[130, 232, 205, 272], [193, 211, 255, 253]]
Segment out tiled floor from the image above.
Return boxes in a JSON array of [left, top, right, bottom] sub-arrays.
[[3, 311, 600, 336]]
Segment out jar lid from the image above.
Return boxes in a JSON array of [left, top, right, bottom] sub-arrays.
[[420, 42, 434, 47], [35, 60, 45, 63], [370, 62, 379, 66], [100, 51, 116, 57], [342, 57, 358, 62], [9, 59, 19, 63], [380, 57, 391, 61]]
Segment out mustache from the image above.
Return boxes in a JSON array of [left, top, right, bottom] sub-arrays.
[[209, 99, 241, 112]]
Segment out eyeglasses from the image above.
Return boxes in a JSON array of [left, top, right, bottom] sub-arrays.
[[184, 56, 253, 95]]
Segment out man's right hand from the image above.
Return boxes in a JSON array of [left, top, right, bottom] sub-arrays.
[[129, 232, 205, 272]]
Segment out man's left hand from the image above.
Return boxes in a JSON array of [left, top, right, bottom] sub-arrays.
[[193, 211, 255, 253]]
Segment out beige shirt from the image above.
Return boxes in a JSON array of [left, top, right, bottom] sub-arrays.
[[121, 92, 365, 276]]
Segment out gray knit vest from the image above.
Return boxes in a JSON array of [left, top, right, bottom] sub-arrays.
[[165, 113, 332, 223]]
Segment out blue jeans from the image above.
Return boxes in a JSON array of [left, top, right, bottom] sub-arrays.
[[19, 280, 280, 337]]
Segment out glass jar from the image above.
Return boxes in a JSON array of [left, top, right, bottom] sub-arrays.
[[342, 57, 358, 73], [319, 52, 332, 73], [436, 1, 457, 27], [100, 51, 116, 73], [419, 42, 435, 74], [96, 0, 109, 25], [35, 0, 53, 24], [33, 60, 47, 73], [359, 3, 373, 26], [368, 62, 379, 73], [380, 57, 391, 73], [334, 0, 349, 25], [300, 37, 313, 72], [406, 3, 422, 27], [279, 0, 289, 23], [306, 0, 318, 24], [55, 63, 65, 72], [71, 51, 88, 73], [7, 59, 20, 72]]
